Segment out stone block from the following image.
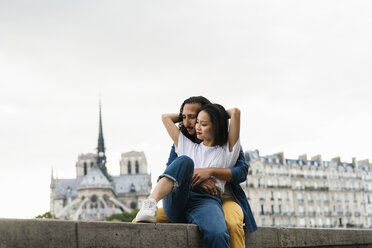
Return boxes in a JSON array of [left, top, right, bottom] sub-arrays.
[[0, 219, 76, 248], [246, 226, 280, 248], [185, 224, 207, 248], [77, 221, 202, 248]]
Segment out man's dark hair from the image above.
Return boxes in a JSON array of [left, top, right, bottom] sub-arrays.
[[179, 96, 211, 142], [197, 103, 229, 146]]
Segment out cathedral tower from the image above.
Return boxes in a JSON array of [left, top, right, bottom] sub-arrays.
[[97, 100, 110, 181]]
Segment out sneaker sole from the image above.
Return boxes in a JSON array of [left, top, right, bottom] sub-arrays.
[[136, 215, 156, 223]]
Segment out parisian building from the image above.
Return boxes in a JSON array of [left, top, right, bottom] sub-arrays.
[[243, 150, 372, 229], [50, 103, 151, 220]]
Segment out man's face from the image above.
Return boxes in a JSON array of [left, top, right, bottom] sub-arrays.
[[182, 103, 201, 135]]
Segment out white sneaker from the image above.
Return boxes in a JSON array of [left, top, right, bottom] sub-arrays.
[[136, 198, 157, 223]]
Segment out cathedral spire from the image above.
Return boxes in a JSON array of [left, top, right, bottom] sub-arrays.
[[96, 99, 110, 181], [97, 99, 105, 157]]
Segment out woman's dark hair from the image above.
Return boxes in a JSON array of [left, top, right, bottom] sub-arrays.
[[197, 103, 229, 146], [178, 96, 211, 141]]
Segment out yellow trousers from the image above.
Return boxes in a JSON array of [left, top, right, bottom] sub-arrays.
[[133, 197, 244, 248]]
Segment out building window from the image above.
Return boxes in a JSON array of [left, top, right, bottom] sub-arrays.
[[274, 179, 279, 187], [326, 218, 331, 226], [128, 161, 132, 174], [259, 191, 265, 200], [268, 179, 272, 187], [297, 192, 303, 201], [310, 218, 315, 227], [135, 161, 139, 174], [296, 181, 301, 189], [258, 178, 264, 187], [336, 193, 340, 202], [84, 163, 87, 175], [286, 205, 290, 214], [261, 218, 266, 226], [299, 218, 305, 227], [324, 193, 328, 201], [317, 206, 321, 214], [309, 206, 313, 213], [299, 205, 304, 215]]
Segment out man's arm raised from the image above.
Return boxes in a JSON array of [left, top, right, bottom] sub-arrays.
[[161, 113, 180, 146], [227, 108, 240, 152]]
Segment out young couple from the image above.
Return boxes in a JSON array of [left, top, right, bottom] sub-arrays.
[[135, 96, 257, 248]]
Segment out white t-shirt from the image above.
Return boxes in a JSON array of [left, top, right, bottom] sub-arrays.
[[175, 132, 241, 194]]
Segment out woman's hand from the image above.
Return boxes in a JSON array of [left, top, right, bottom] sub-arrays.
[[192, 168, 213, 188], [199, 178, 218, 195]]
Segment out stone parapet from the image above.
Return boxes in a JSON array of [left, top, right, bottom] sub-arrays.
[[1, 218, 372, 248]]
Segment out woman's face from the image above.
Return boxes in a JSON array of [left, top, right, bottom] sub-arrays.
[[196, 110, 214, 145]]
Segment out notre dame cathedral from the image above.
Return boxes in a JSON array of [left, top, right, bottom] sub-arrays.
[[50, 102, 152, 220]]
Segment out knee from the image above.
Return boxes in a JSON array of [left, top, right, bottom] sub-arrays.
[[177, 156, 194, 172]]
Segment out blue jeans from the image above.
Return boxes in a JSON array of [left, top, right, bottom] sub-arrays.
[[160, 156, 230, 248]]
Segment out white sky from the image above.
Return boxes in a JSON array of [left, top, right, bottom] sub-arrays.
[[0, 0, 371, 219]]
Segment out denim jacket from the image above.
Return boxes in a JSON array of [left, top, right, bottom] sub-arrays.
[[166, 145, 257, 233]]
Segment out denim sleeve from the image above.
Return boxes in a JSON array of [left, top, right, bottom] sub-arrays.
[[229, 146, 249, 184], [166, 144, 178, 167]]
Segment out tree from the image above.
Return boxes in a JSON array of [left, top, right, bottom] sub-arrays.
[[35, 211, 58, 219], [106, 209, 139, 222]]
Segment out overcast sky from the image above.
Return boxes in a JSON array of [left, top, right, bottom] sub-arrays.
[[1, 0, 371, 219]]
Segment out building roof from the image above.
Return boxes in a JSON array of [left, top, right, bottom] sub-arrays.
[[121, 151, 145, 157], [113, 174, 151, 194], [52, 171, 150, 198], [52, 177, 83, 199], [78, 165, 113, 189]]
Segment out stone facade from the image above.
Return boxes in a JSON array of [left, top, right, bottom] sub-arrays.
[[50, 151, 151, 220], [49, 102, 151, 221], [243, 150, 372, 229]]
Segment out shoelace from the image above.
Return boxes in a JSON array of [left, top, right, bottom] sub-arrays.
[[143, 200, 154, 209]]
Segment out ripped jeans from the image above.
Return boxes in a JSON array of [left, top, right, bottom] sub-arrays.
[[159, 155, 230, 248]]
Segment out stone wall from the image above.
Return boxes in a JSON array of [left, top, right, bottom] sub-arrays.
[[1, 218, 372, 248]]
